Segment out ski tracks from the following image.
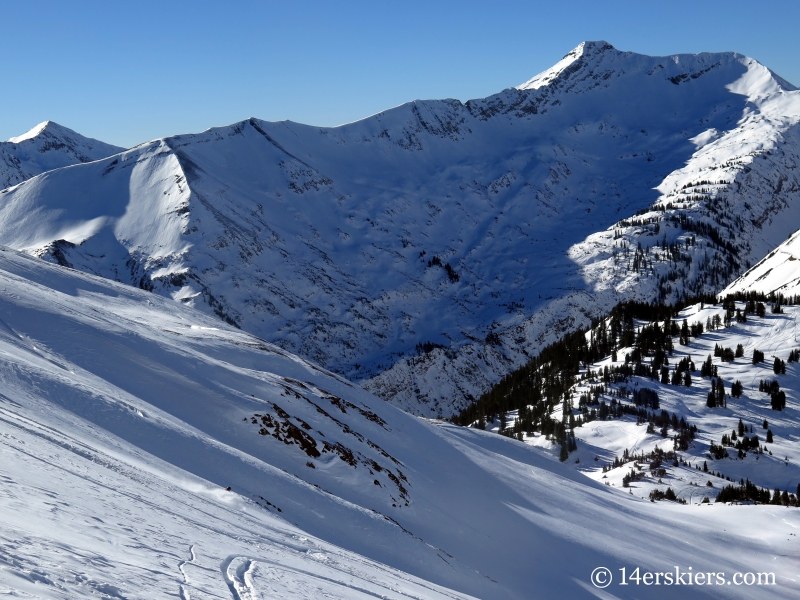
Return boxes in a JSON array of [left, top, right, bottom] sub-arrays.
[[221, 556, 259, 600], [178, 544, 196, 600]]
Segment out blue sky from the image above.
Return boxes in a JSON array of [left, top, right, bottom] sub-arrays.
[[2, 0, 798, 148]]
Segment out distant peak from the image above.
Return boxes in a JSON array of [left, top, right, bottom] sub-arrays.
[[517, 41, 616, 91], [577, 40, 615, 56], [8, 121, 53, 143]]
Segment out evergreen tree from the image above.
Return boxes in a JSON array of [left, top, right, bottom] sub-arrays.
[[680, 320, 690, 345], [707, 379, 717, 408], [701, 355, 714, 377], [767, 430, 774, 443], [771, 390, 787, 411], [774, 357, 786, 374]]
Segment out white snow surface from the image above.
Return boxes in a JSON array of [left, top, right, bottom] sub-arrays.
[[7, 122, 51, 143], [506, 302, 800, 504], [0, 248, 798, 598], [724, 228, 800, 297], [1, 43, 799, 418], [0, 121, 123, 189]]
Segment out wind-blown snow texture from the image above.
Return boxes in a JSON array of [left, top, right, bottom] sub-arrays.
[[0, 121, 123, 189], [1, 42, 799, 417], [0, 247, 797, 598]]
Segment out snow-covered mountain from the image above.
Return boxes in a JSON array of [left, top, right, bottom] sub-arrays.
[[0, 121, 123, 188], [1, 42, 799, 418], [369, 47, 800, 416], [0, 246, 796, 598]]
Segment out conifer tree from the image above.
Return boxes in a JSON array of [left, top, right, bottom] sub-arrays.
[[559, 442, 569, 462]]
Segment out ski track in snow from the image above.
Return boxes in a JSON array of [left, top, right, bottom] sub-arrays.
[[178, 544, 195, 599]]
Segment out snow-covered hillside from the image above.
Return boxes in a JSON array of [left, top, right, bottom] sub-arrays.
[[0, 248, 797, 598], [724, 228, 800, 297], [1, 42, 799, 418], [0, 121, 123, 188], [490, 297, 800, 510]]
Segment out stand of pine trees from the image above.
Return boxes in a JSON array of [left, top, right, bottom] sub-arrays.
[[454, 290, 800, 465]]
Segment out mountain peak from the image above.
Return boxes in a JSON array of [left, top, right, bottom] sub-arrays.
[[6, 120, 87, 144], [1, 121, 124, 189], [516, 40, 615, 90], [577, 40, 615, 55], [7, 120, 52, 143]]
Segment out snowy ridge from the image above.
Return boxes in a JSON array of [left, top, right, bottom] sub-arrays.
[[1, 43, 799, 418], [0, 121, 123, 189], [0, 247, 797, 598], [723, 227, 800, 297], [367, 53, 800, 416], [568, 68, 800, 312], [516, 40, 616, 90]]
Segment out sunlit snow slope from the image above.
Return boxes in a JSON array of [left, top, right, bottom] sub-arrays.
[[0, 121, 123, 189], [0, 248, 798, 598], [1, 42, 799, 418], [501, 301, 800, 505], [724, 227, 800, 297]]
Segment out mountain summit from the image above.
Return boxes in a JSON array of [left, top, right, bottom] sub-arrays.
[[0, 121, 123, 188], [0, 43, 798, 417]]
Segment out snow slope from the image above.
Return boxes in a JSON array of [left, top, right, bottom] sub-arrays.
[[1, 42, 799, 418], [0, 121, 123, 189], [497, 300, 800, 508], [0, 248, 798, 598], [723, 228, 800, 297]]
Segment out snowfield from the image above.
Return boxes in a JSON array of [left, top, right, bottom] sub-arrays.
[[1, 42, 798, 417], [0, 247, 798, 598]]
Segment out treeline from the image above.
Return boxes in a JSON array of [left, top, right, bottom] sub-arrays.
[[716, 480, 800, 506], [454, 290, 799, 461]]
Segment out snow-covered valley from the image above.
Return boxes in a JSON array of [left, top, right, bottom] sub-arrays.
[[0, 247, 797, 598], [2, 42, 799, 417]]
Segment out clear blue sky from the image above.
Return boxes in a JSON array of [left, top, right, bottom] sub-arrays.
[[2, 0, 798, 148]]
